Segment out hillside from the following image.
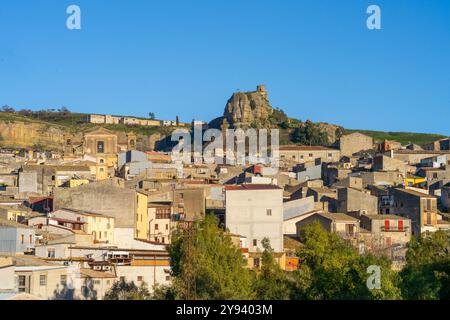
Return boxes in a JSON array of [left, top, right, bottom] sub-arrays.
[[0, 112, 175, 151], [345, 129, 446, 146]]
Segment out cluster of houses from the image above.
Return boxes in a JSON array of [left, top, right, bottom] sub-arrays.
[[83, 114, 187, 127], [1, 126, 450, 300]]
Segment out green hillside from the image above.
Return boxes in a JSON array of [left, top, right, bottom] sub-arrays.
[[346, 129, 447, 146]]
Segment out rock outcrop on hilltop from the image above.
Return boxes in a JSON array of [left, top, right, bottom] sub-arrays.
[[223, 85, 274, 129]]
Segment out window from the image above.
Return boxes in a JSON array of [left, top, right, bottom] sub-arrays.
[[328, 153, 332, 158], [119, 277, 125, 282], [97, 141, 105, 153], [21, 234, 24, 244], [18, 275, 26, 292], [346, 224, 355, 236], [433, 173, 438, 179], [266, 209, 272, 216], [309, 153, 313, 158], [94, 280, 101, 285], [162, 237, 165, 243], [253, 239, 257, 247], [40, 275, 47, 286], [253, 258, 261, 268], [165, 224, 169, 230], [60, 275, 67, 286], [99, 168, 104, 173], [155, 224, 159, 230], [99, 159, 105, 164], [165, 276, 171, 281], [48, 249, 56, 258], [104, 231, 107, 239]]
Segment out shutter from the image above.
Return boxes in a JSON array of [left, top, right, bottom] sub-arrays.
[[398, 220, 403, 232], [384, 219, 390, 231]]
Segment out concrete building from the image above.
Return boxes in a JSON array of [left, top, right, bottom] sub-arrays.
[[53, 179, 149, 246], [19, 165, 92, 196], [390, 188, 439, 236], [147, 203, 173, 244], [51, 208, 115, 244], [0, 219, 35, 255], [279, 146, 340, 164], [338, 132, 373, 157], [357, 214, 411, 248], [295, 212, 360, 240], [337, 187, 378, 215], [225, 184, 283, 253], [283, 196, 316, 235], [373, 155, 407, 175]]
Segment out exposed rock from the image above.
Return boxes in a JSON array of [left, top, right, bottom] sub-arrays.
[[223, 85, 274, 128]]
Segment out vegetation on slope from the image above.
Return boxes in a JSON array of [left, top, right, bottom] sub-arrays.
[[345, 129, 446, 146]]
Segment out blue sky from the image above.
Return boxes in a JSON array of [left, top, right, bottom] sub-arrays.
[[0, 0, 449, 135]]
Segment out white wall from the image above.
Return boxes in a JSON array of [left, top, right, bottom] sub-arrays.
[[115, 265, 171, 292], [226, 188, 283, 252]]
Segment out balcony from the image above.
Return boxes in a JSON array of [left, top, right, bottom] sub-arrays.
[[380, 226, 409, 232]]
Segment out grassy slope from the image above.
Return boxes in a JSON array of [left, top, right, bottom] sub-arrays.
[[346, 129, 447, 146], [0, 112, 173, 136]]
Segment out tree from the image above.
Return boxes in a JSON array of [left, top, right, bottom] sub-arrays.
[[176, 116, 180, 126], [292, 120, 329, 146], [253, 238, 291, 300], [1, 105, 15, 113], [400, 231, 450, 300], [104, 280, 152, 300], [292, 222, 401, 300], [149, 112, 156, 120], [167, 214, 255, 300]]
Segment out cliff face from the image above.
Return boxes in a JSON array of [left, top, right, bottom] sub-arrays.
[[0, 121, 73, 150], [0, 120, 166, 151], [223, 85, 273, 128]]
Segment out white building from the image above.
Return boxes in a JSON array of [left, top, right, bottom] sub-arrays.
[[225, 184, 284, 253], [0, 219, 35, 255]]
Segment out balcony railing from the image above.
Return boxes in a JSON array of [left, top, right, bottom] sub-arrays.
[[380, 226, 409, 232]]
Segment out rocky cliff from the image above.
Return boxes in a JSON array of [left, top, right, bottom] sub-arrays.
[[223, 85, 274, 128], [0, 119, 167, 151]]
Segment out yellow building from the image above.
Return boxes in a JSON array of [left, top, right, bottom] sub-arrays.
[[135, 192, 149, 240], [404, 176, 427, 187], [83, 127, 119, 180], [51, 208, 115, 244], [69, 179, 90, 188]]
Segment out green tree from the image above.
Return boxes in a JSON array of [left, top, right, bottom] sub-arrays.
[[292, 222, 401, 300], [400, 231, 450, 300], [104, 280, 152, 300], [292, 120, 329, 146], [253, 238, 291, 300], [167, 214, 255, 300]]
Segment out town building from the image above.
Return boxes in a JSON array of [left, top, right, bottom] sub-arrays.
[[225, 184, 284, 253]]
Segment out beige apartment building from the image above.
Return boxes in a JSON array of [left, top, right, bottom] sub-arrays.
[[51, 208, 115, 244], [279, 145, 340, 163]]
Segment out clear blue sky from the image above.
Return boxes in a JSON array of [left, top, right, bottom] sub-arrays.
[[1, 0, 449, 135]]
